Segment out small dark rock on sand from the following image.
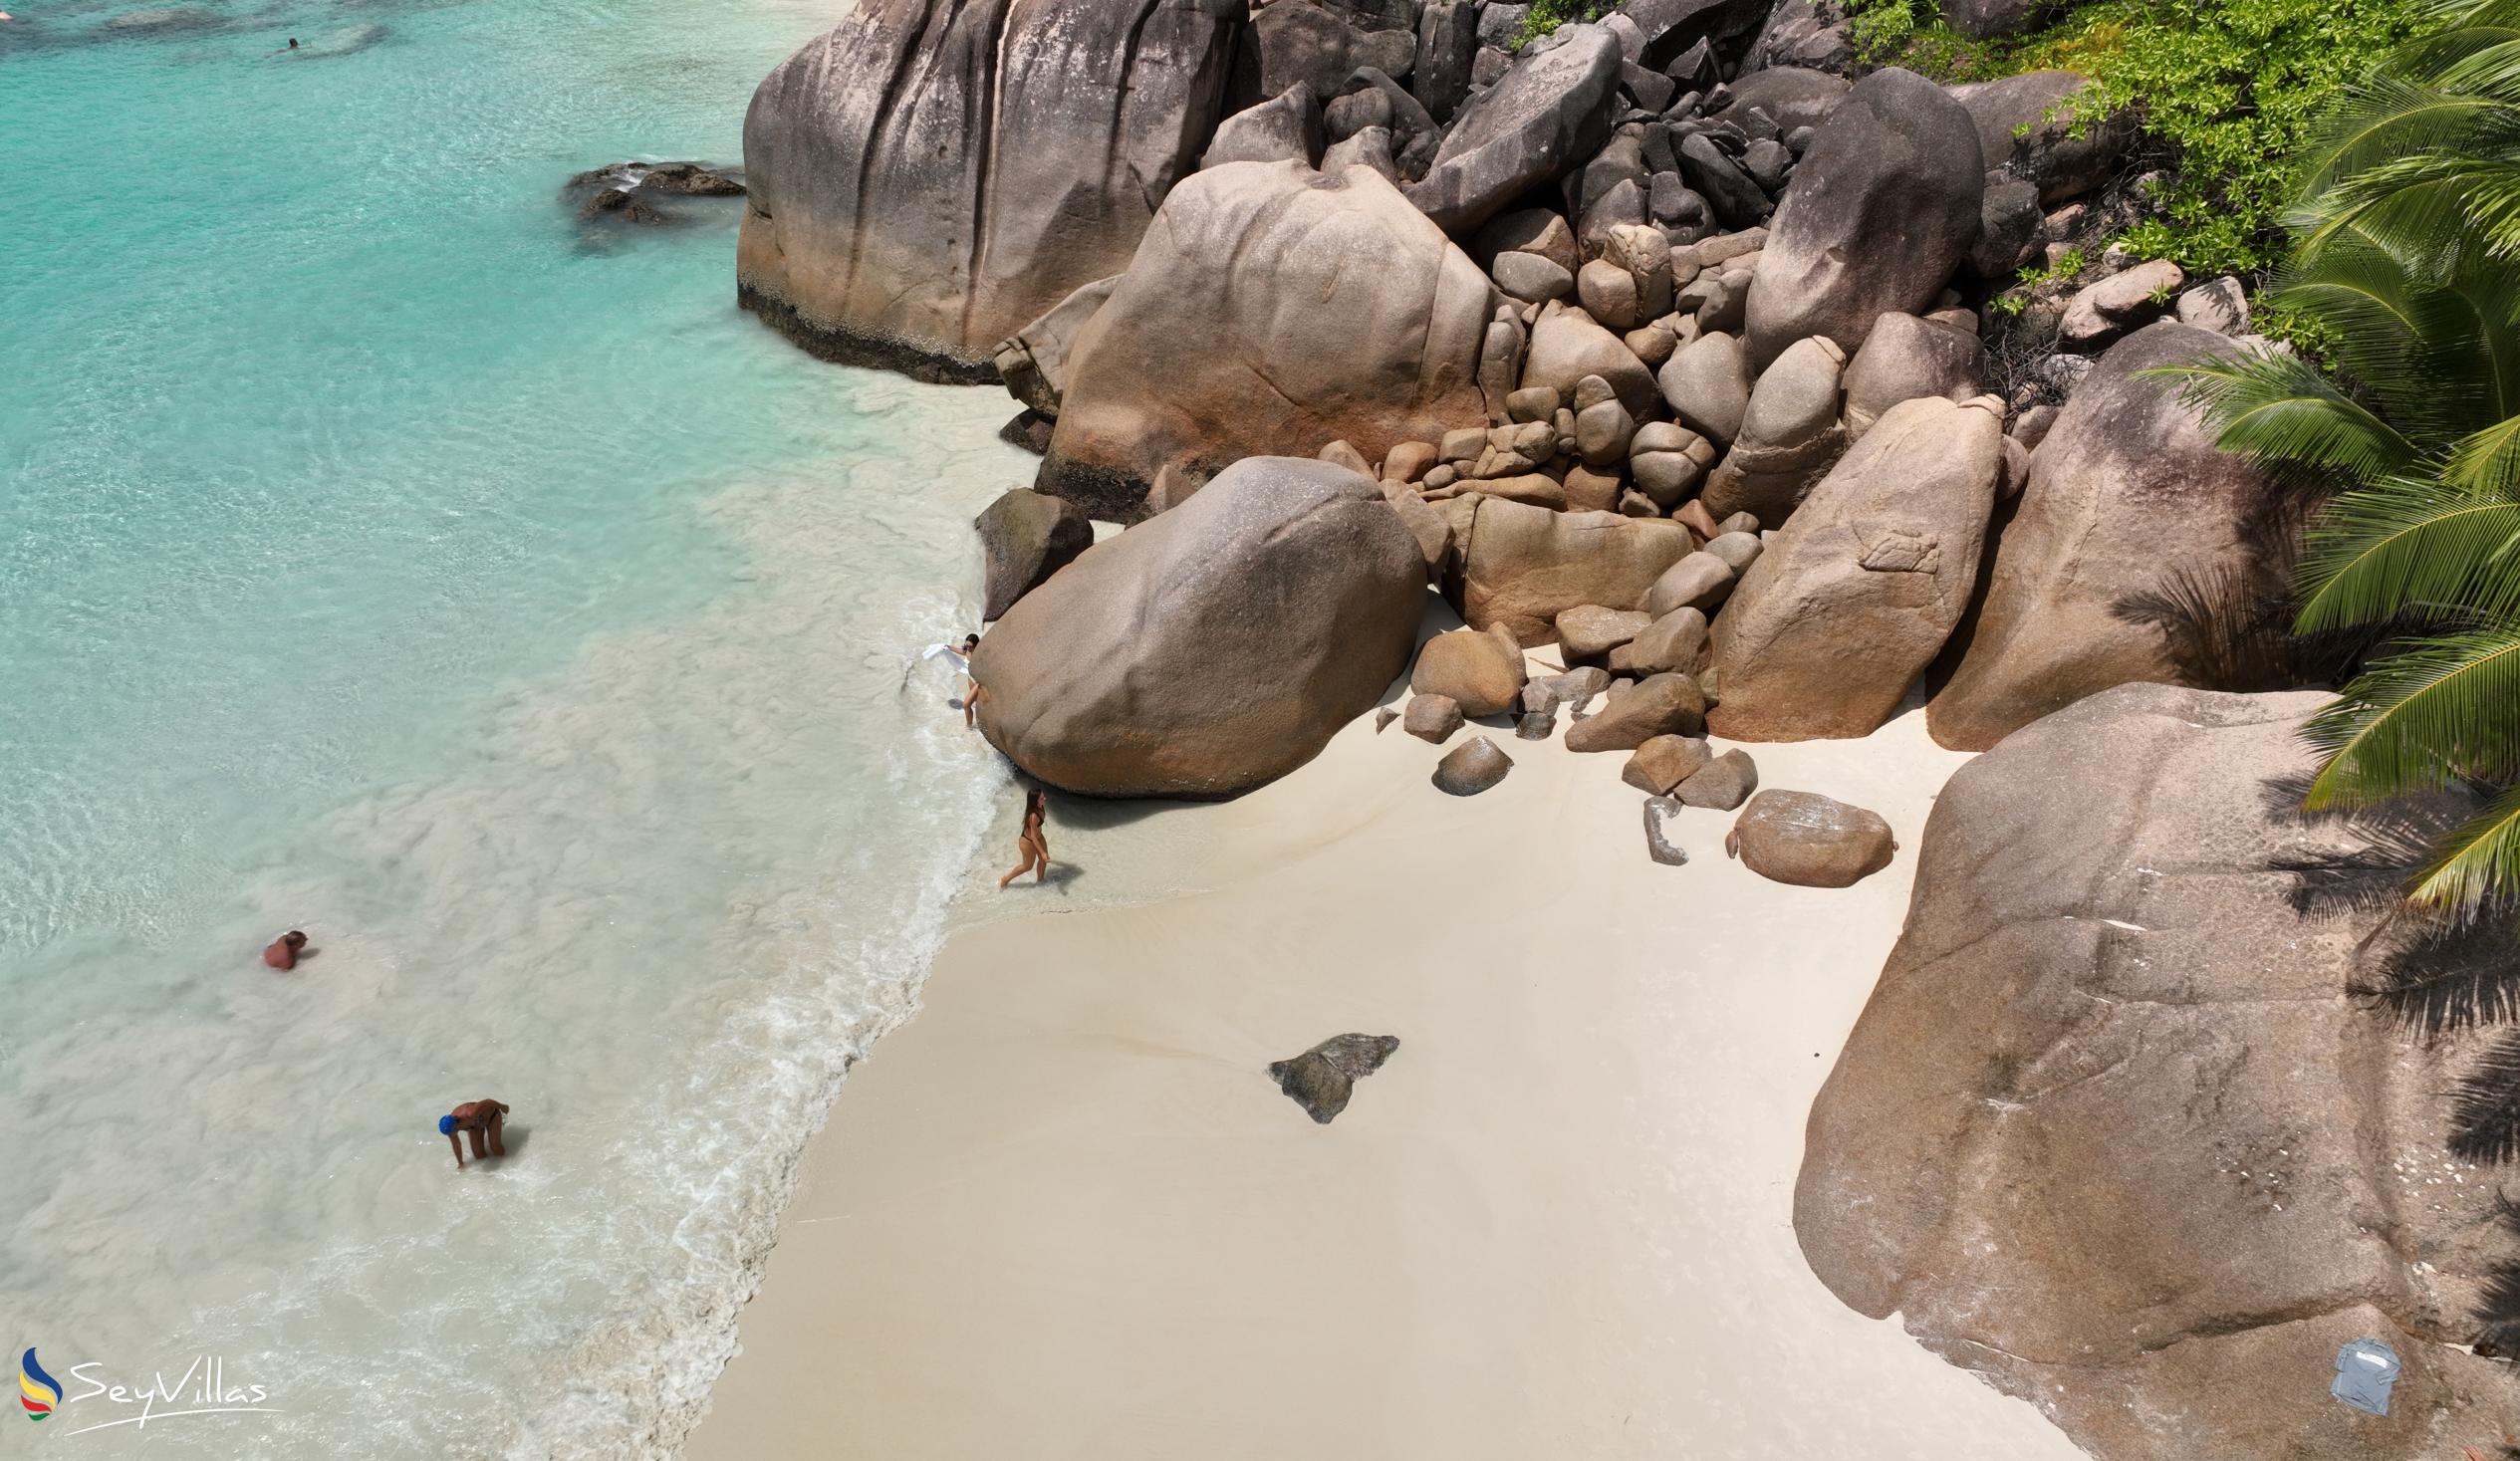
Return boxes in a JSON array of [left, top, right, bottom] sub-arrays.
[[1432, 735, 1512, 795], [1642, 796, 1689, 865], [1268, 1033, 1400, 1123]]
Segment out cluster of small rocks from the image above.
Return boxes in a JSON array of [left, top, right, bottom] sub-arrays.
[[1387, 589, 1890, 883]]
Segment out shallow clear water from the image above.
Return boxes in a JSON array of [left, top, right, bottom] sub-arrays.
[[1, 0, 1026, 1452]]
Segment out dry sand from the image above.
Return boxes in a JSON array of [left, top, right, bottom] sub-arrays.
[[683, 632, 2089, 1460]]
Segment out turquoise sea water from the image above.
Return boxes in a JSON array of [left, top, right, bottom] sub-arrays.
[[2, 0, 1025, 1453]]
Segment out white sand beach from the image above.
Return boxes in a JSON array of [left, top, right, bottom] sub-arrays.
[[684, 631, 2089, 1460]]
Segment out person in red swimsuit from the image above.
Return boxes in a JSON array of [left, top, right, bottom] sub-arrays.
[[262, 930, 307, 969]]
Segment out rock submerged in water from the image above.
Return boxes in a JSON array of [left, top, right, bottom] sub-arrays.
[[1268, 1033, 1400, 1123], [103, 6, 217, 33], [565, 161, 745, 229], [1798, 683, 2520, 1461]]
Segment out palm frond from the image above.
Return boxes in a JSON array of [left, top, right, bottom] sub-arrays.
[[2410, 781, 2520, 913], [2449, 412, 2520, 493], [2295, 474, 2520, 628], [2307, 152, 2520, 264], [2297, 76, 2509, 195], [2149, 352, 2419, 479], [2302, 620, 2520, 806]]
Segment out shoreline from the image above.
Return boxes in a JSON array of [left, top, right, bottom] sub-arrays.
[[682, 632, 2090, 1459]]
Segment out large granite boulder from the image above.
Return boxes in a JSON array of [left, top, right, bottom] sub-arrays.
[[1708, 395, 2003, 739], [1606, 0, 1773, 68], [1258, 0, 1417, 100], [1798, 682, 2520, 1461], [1042, 160, 1493, 519], [1741, 0, 1854, 73], [1405, 23, 1624, 235], [1928, 323, 2290, 750], [1950, 71, 2130, 204], [1696, 336, 1848, 525], [1712, 66, 1850, 133], [975, 487, 1095, 621], [1457, 497, 1693, 643], [1200, 85, 1328, 169], [1743, 68, 1984, 369], [1412, 0, 1477, 122], [1839, 311, 1982, 438], [971, 457, 1424, 797], [737, 0, 1243, 379], [1522, 302, 1660, 420], [1941, 0, 2046, 41]]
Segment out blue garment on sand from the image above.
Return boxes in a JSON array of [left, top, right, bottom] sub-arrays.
[[2331, 1338, 2400, 1416]]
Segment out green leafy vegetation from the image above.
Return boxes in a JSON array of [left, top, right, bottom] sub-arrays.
[[1513, 0, 1614, 49], [1985, 245, 2086, 315], [2161, 0, 2520, 919], [1852, 0, 2426, 275]]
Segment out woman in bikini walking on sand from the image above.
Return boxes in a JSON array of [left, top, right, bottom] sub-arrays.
[[998, 787, 1051, 889]]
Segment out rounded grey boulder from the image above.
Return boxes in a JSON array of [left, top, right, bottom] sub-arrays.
[[1405, 23, 1624, 234], [1043, 161, 1493, 520], [974, 487, 1094, 622], [1696, 336, 1849, 524], [1840, 312, 1984, 438], [1743, 68, 1985, 369], [1200, 85, 1328, 169], [1927, 324, 2287, 751], [1656, 330, 1754, 447], [973, 457, 1426, 798], [1708, 394, 2005, 739], [1950, 72, 2129, 204]]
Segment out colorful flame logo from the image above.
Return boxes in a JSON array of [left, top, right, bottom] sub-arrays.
[[19, 1347, 60, 1421]]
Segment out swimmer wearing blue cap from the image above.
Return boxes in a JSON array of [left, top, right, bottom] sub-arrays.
[[441, 1098, 510, 1168]]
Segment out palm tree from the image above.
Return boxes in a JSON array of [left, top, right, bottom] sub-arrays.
[[2159, 0, 2520, 919]]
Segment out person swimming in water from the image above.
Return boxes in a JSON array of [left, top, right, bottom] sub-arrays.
[[440, 1098, 510, 1168], [262, 930, 307, 969], [997, 787, 1051, 889]]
